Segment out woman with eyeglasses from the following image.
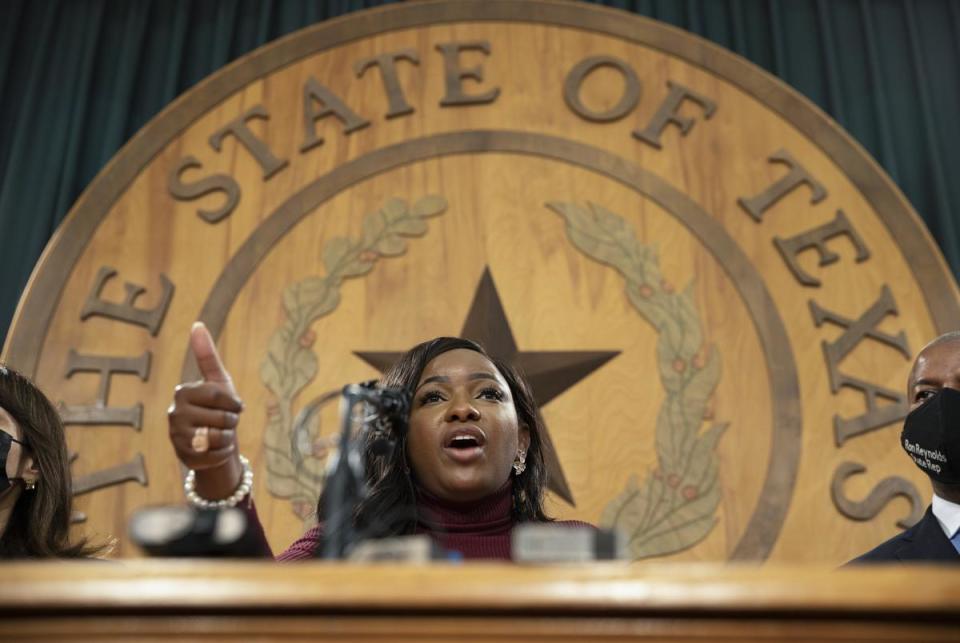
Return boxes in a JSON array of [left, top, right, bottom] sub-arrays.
[[0, 365, 101, 558]]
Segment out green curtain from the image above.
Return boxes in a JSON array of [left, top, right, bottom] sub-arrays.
[[1, 0, 957, 345]]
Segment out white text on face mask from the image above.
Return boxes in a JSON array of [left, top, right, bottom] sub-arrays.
[[903, 438, 948, 464]]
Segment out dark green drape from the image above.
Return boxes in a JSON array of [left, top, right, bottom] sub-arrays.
[[1, 0, 958, 346]]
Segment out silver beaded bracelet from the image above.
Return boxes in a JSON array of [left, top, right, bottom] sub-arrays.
[[184, 455, 253, 509]]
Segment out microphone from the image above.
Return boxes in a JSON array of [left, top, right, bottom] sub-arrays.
[[129, 506, 265, 558], [511, 524, 627, 562], [342, 381, 410, 425], [320, 381, 411, 559], [342, 381, 410, 456]]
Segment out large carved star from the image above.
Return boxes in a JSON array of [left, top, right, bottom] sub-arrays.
[[355, 268, 619, 506]]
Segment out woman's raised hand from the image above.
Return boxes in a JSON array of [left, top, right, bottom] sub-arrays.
[[167, 322, 245, 499]]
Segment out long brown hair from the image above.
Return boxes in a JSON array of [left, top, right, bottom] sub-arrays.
[[0, 365, 102, 558], [321, 337, 552, 537]]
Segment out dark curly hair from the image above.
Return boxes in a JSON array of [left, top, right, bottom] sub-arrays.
[[318, 337, 552, 536], [0, 365, 103, 558]]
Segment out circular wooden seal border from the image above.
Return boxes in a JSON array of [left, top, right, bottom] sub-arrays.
[[178, 129, 802, 560], [2, 0, 954, 561], [7, 0, 956, 369]]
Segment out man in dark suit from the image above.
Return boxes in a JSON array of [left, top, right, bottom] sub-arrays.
[[852, 331, 960, 563]]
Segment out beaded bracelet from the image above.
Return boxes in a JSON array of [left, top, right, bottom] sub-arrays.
[[184, 455, 253, 509]]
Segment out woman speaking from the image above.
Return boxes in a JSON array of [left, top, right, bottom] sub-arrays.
[[166, 323, 589, 560]]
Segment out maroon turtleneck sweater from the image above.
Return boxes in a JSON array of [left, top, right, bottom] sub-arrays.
[[245, 481, 592, 561]]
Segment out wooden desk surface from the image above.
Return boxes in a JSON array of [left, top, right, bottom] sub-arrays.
[[2, 561, 959, 641]]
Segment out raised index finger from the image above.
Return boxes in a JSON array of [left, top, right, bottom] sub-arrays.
[[190, 321, 233, 386]]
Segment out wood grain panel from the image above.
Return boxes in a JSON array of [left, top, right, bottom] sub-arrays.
[[2, 1, 955, 564], [2, 563, 960, 642]]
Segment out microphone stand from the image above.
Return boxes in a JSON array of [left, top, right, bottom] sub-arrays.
[[320, 382, 407, 559]]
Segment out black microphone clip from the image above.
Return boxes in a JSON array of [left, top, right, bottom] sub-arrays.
[[343, 380, 410, 426]]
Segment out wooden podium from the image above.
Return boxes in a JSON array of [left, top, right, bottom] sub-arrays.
[[2, 562, 959, 641]]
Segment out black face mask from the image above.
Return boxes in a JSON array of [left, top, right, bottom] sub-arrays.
[[901, 387, 960, 485], [0, 431, 27, 493]]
